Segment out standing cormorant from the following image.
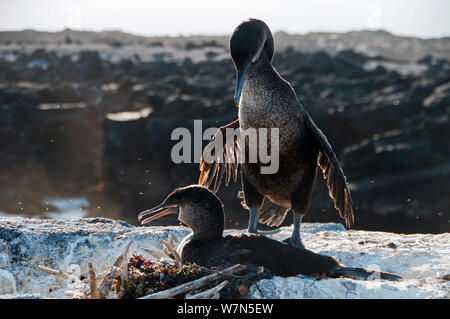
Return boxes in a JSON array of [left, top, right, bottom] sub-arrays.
[[199, 18, 354, 248], [137, 185, 399, 280]]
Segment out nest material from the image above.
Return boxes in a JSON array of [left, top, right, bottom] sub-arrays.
[[114, 254, 273, 299], [113, 254, 211, 298], [38, 237, 273, 299]]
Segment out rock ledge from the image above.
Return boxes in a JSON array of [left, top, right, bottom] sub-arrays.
[[0, 217, 448, 298]]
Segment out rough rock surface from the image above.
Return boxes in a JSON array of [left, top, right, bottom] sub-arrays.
[[0, 217, 448, 299], [1, 37, 448, 234], [0, 216, 189, 298], [251, 226, 450, 299]]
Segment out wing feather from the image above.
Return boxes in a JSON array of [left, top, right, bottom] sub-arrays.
[[199, 119, 240, 192], [303, 110, 355, 228]]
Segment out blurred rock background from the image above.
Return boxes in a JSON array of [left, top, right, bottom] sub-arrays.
[[0, 29, 448, 233]]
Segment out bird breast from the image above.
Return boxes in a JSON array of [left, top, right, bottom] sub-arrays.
[[238, 81, 305, 153]]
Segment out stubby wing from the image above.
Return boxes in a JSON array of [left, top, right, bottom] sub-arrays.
[[223, 234, 342, 277], [302, 110, 355, 228], [199, 119, 240, 193]]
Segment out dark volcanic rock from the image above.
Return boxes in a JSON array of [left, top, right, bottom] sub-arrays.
[[0, 46, 449, 233], [102, 113, 243, 224]]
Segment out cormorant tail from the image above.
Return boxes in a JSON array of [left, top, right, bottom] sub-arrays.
[[258, 198, 290, 227], [333, 266, 402, 281]]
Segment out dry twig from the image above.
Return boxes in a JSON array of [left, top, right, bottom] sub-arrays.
[[96, 249, 128, 299], [118, 241, 133, 298], [37, 265, 78, 281], [186, 280, 228, 299], [142, 246, 164, 260], [160, 238, 180, 265], [98, 266, 121, 298], [88, 262, 101, 299]]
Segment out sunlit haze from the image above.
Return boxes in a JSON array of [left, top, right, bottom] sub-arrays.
[[0, 0, 449, 38]]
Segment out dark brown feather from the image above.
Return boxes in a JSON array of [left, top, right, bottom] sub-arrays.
[[181, 233, 341, 277], [303, 111, 355, 228], [258, 198, 289, 227], [199, 119, 240, 192]]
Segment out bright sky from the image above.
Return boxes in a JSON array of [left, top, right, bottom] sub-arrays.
[[0, 0, 449, 38]]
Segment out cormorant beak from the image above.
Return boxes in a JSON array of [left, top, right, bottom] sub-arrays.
[[234, 58, 252, 106], [138, 202, 179, 225]]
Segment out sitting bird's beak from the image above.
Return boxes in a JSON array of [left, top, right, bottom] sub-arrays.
[[138, 202, 179, 225]]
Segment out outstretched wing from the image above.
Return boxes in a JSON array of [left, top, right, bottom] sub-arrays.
[[302, 110, 355, 228], [199, 119, 240, 193]]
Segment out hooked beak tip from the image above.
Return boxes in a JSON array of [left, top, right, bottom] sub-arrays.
[[234, 94, 240, 106], [137, 203, 179, 225]]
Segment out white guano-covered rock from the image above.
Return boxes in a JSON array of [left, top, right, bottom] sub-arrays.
[[0, 269, 17, 294], [250, 224, 450, 299], [0, 217, 448, 299], [0, 217, 189, 298]]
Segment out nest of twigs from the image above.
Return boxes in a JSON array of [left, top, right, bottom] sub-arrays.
[[37, 234, 273, 299], [114, 255, 211, 298]]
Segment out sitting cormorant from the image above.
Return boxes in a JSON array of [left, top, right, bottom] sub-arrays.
[[138, 185, 400, 280], [199, 18, 354, 248]]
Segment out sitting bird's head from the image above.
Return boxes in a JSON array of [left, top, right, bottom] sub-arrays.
[[138, 185, 225, 240]]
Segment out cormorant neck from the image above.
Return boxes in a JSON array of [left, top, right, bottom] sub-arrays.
[[182, 209, 224, 243], [190, 216, 224, 241], [246, 52, 275, 80], [177, 195, 225, 243], [191, 227, 223, 242]]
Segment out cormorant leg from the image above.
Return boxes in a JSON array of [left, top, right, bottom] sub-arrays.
[[286, 165, 318, 248], [240, 171, 264, 234], [283, 213, 305, 248], [247, 207, 260, 233]]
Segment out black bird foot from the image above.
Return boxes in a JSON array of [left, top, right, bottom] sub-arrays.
[[333, 267, 402, 281], [283, 237, 305, 249]]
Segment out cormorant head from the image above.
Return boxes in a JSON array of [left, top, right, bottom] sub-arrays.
[[138, 185, 225, 239], [230, 18, 274, 106]]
